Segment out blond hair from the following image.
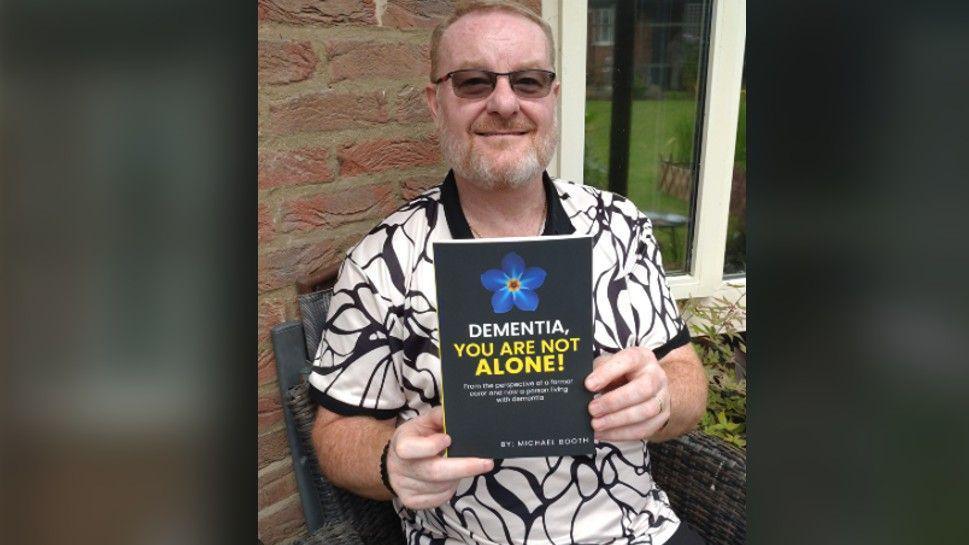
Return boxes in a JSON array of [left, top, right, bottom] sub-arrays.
[[429, 0, 556, 81]]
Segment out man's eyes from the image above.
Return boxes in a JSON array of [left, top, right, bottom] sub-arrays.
[[459, 77, 492, 87], [448, 70, 551, 98], [514, 77, 542, 87]]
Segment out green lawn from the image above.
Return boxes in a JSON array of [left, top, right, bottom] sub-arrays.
[[584, 97, 747, 273], [584, 99, 699, 270], [584, 99, 698, 216]]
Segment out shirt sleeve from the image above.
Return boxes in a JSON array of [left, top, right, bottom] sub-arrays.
[[625, 212, 691, 359], [307, 254, 405, 420]]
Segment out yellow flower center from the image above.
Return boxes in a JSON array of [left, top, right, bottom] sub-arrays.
[[507, 278, 521, 292]]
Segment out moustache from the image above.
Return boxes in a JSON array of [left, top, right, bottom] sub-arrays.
[[470, 120, 537, 133]]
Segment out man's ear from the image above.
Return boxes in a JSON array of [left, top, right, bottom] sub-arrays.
[[425, 83, 440, 121], [553, 80, 561, 99]]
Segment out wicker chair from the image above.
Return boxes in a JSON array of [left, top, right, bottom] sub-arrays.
[[271, 271, 746, 545]]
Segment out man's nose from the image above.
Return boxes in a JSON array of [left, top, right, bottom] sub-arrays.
[[485, 75, 520, 117]]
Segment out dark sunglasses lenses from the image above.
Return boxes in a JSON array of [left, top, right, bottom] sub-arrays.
[[509, 71, 555, 97], [450, 70, 554, 99]]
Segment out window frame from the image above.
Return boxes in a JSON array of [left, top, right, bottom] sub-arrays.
[[543, 0, 746, 304]]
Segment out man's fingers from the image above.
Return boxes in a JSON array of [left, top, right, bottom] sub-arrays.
[[395, 433, 450, 460], [406, 456, 494, 482], [395, 406, 445, 446], [591, 354, 610, 370], [394, 473, 456, 496], [594, 413, 666, 442], [591, 392, 665, 432], [406, 405, 445, 435], [588, 378, 655, 418], [401, 489, 458, 510], [585, 349, 648, 392]]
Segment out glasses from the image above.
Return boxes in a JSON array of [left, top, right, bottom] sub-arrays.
[[433, 69, 556, 100]]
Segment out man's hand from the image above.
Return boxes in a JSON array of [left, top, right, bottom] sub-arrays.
[[387, 406, 494, 510], [584, 347, 670, 442]]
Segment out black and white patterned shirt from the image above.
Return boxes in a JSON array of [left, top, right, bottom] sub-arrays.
[[310, 171, 691, 545]]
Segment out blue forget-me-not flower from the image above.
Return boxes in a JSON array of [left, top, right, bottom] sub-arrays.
[[480, 252, 547, 313]]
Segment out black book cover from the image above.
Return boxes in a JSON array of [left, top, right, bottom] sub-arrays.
[[433, 235, 594, 458]]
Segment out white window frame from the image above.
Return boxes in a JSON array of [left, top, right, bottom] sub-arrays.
[[543, 0, 746, 307]]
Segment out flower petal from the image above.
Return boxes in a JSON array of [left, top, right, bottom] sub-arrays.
[[519, 266, 547, 290], [501, 252, 526, 278], [513, 288, 539, 311], [491, 288, 514, 313], [480, 269, 508, 291]]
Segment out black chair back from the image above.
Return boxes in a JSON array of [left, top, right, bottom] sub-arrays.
[[271, 285, 404, 545]]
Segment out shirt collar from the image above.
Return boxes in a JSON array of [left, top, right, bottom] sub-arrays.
[[440, 169, 576, 240]]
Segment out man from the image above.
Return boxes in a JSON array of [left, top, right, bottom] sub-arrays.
[[309, 2, 708, 544]]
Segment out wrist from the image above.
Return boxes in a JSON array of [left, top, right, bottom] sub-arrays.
[[379, 439, 397, 497]]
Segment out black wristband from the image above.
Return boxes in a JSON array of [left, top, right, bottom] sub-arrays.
[[380, 439, 396, 497]]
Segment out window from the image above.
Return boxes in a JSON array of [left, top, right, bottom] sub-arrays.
[[545, 0, 746, 300], [583, 0, 711, 274], [589, 7, 615, 46]]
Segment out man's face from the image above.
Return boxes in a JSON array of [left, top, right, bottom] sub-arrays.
[[427, 11, 559, 189]]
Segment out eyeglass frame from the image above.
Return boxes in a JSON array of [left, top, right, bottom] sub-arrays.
[[431, 69, 557, 99]]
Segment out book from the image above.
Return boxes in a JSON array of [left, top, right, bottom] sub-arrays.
[[433, 235, 594, 458]]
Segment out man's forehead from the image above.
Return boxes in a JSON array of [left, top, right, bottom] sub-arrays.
[[446, 52, 549, 71], [438, 11, 550, 71]]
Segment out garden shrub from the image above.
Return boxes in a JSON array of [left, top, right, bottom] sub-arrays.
[[679, 291, 747, 449]]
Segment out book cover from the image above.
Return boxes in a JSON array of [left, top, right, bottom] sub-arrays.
[[433, 235, 594, 458]]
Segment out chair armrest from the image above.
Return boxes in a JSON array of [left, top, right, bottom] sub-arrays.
[[297, 522, 368, 545], [287, 379, 401, 545], [271, 321, 329, 535], [650, 432, 746, 545]]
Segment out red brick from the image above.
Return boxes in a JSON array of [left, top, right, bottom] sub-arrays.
[[259, 147, 334, 189], [382, 0, 539, 29], [259, 386, 284, 430], [396, 85, 431, 123], [258, 427, 290, 469], [259, 40, 319, 85], [258, 347, 277, 386], [401, 174, 442, 200], [264, 91, 388, 136], [258, 494, 305, 544], [338, 135, 440, 177], [258, 460, 299, 511], [325, 39, 429, 83], [259, 0, 376, 26], [259, 204, 275, 243], [259, 297, 288, 344], [258, 236, 357, 293], [382, 0, 453, 29], [278, 183, 396, 234]]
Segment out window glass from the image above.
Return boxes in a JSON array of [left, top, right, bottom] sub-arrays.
[[584, 0, 711, 274], [590, 8, 615, 45], [724, 58, 746, 277]]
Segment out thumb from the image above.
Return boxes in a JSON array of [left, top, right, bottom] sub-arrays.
[[408, 405, 445, 436]]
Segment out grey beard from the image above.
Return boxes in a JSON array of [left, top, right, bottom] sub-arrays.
[[437, 117, 559, 190]]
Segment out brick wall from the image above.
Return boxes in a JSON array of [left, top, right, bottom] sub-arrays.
[[257, 1, 541, 543]]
